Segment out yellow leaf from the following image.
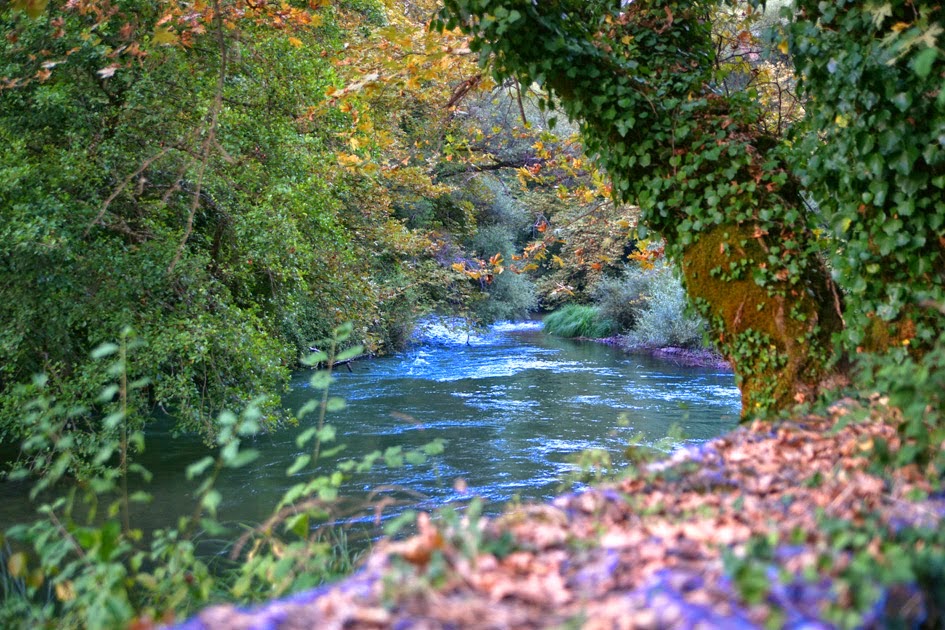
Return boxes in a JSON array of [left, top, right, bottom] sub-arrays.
[[12, 0, 48, 19], [552, 255, 565, 268], [288, 37, 303, 48], [337, 153, 362, 166], [26, 568, 44, 590], [451, 263, 466, 273], [55, 580, 76, 602], [777, 39, 789, 55], [152, 26, 178, 46], [7, 552, 26, 578]]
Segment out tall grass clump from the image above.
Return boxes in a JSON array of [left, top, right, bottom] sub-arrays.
[[543, 305, 616, 338]]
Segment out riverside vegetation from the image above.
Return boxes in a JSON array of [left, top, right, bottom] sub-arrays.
[[1, 0, 944, 627]]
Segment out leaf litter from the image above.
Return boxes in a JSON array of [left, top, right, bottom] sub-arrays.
[[187, 399, 945, 629]]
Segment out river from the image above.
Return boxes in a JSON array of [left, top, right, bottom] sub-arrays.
[[0, 320, 740, 539]]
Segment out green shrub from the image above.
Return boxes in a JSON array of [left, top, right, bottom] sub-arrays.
[[593, 261, 707, 349], [543, 304, 616, 338], [591, 267, 650, 332]]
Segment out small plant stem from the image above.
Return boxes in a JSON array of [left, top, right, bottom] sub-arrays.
[[119, 336, 130, 536], [312, 338, 337, 465]]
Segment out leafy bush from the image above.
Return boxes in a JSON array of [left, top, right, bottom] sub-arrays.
[[591, 267, 650, 332], [594, 261, 707, 349], [543, 305, 616, 338]]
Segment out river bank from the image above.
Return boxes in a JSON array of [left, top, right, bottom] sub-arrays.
[[597, 335, 731, 370], [180, 398, 944, 628]]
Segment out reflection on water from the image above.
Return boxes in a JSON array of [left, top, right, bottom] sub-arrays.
[[0, 320, 741, 536]]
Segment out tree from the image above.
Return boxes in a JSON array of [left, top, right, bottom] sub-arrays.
[[437, 0, 945, 431], [0, 0, 449, 442]]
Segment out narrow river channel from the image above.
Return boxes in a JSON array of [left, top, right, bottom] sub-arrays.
[[1, 320, 741, 538]]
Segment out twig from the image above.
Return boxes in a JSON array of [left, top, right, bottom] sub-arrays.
[[84, 147, 171, 237]]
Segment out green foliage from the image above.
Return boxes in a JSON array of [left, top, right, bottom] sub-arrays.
[[726, 514, 945, 628], [0, 0, 445, 440], [593, 259, 708, 349], [786, 0, 945, 464], [467, 225, 538, 322], [437, 0, 945, 440], [543, 305, 615, 339], [0, 327, 447, 627]]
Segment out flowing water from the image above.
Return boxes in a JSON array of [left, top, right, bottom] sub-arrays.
[[0, 320, 741, 537]]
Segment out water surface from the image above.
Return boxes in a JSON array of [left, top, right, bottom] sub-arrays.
[[1, 320, 740, 535]]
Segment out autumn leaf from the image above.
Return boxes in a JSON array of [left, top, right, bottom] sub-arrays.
[[11, 0, 48, 19], [337, 153, 362, 166], [97, 64, 120, 79], [151, 26, 178, 46]]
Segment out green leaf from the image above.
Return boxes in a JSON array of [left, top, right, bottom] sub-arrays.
[[405, 451, 427, 465], [335, 345, 364, 363], [384, 510, 417, 536], [297, 400, 320, 420], [97, 384, 120, 403], [186, 456, 215, 480], [384, 446, 404, 467], [287, 512, 310, 538], [227, 448, 259, 469], [301, 351, 328, 367], [202, 490, 222, 516], [130, 491, 152, 504], [913, 47, 938, 78], [103, 411, 124, 430], [316, 424, 336, 443], [333, 322, 354, 341], [91, 342, 120, 359], [321, 444, 346, 459], [325, 397, 346, 412], [422, 439, 446, 456], [309, 371, 334, 390], [287, 454, 311, 475], [296, 427, 317, 448]]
